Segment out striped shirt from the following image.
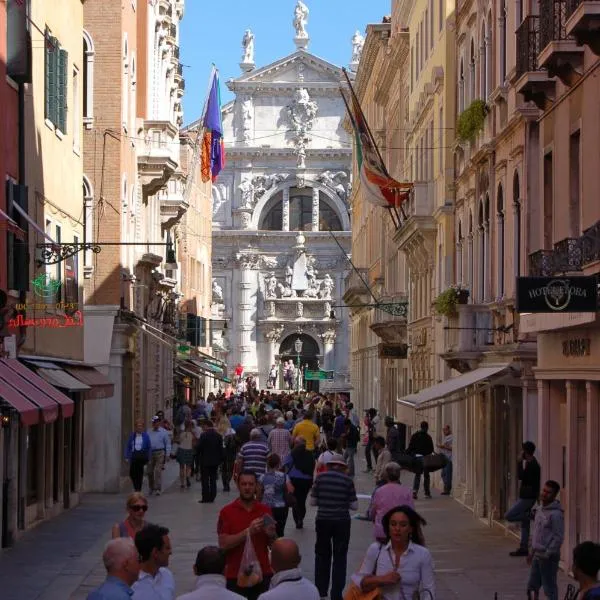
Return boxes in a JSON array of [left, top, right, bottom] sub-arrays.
[[268, 428, 291, 462], [311, 470, 358, 520], [239, 441, 269, 475]]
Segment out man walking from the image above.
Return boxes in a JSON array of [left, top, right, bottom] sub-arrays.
[[132, 524, 175, 600], [384, 416, 402, 463], [217, 471, 277, 600], [196, 419, 224, 503], [268, 418, 292, 464], [257, 538, 319, 600], [343, 418, 360, 477], [310, 454, 358, 600], [506, 441, 541, 556], [148, 416, 171, 496], [437, 424, 453, 496], [407, 421, 434, 499], [238, 429, 270, 477], [526, 480, 564, 600], [87, 539, 140, 599]]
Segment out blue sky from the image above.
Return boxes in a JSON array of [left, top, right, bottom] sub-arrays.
[[180, 0, 389, 124]]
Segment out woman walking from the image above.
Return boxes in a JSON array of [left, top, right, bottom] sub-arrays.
[[176, 419, 198, 489], [352, 504, 434, 599], [258, 454, 294, 537], [283, 437, 314, 529], [111, 492, 148, 539], [124, 418, 151, 492]]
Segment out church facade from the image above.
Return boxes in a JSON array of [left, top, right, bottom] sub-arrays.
[[210, 9, 359, 391]]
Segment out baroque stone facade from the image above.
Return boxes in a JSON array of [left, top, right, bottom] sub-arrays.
[[210, 13, 353, 391]]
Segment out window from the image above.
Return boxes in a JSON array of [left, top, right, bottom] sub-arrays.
[[569, 131, 581, 237], [456, 220, 463, 284], [439, 106, 443, 175], [55, 224, 62, 302], [45, 30, 68, 132], [122, 35, 129, 130], [425, 9, 429, 55], [5, 180, 29, 291], [458, 59, 465, 113], [497, 185, 505, 297], [83, 177, 93, 270], [500, 0, 507, 84], [130, 53, 137, 135], [72, 67, 80, 152], [480, 22, 487, 99], [82, 31, 94, 124], [469, 39, 476, 104], [543, 152, 553, 249], [513, 172, 521, 277], [439, 0, 444, 32], [429, 0, 434, 48]]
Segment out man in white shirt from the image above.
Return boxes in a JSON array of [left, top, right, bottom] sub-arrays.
[[176, 546, 244, 600], [133, 524, 175, 600], [257, 538, 319, 600], [437, 424, 453, 495]]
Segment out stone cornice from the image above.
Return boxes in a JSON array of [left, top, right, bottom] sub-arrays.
[[227, 82, 342, 96], [213, 230, 351, 240], [223, 146, 352, 159], [376, 31, 409, 100], [354, 23, 391, 100]]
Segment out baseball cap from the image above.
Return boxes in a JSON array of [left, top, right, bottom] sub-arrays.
[[152, 416, 160, 423]]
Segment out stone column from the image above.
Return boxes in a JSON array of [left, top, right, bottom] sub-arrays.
[[320, 329, 336, 371], [236, 255, 257, 371], [311, 187, 319, 231], [585, 381, 599, 540], [483, 222, 490, 301], [282, 187, 290, 231], [521, 378, 538, 444], [565, 380, 578, 561], [264, 326, 284, 381]]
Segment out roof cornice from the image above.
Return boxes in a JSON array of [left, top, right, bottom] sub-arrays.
[[354, 23, 391, 100]]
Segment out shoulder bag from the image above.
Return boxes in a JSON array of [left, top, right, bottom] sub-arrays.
[[343, 544, 383, 600]]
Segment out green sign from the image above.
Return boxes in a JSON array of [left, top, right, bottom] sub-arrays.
[[31, 274, 61, 299], [304, 370, 334, 381], [177, 344, 191, 355]]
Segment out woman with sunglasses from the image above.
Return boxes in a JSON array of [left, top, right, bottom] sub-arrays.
[[112, 492, 149, 539], [351, 504, 435, 599]]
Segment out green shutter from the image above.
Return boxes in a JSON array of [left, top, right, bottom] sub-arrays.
[[57, 48, 68, 132], [44, 32, 55, 121]]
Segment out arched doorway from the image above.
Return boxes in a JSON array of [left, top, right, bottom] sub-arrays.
[[278, 333, 320, 392]]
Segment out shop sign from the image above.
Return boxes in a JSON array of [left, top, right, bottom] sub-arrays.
[[562, 338, 591, 357], [378, 343, 408, 359], [516, 276, 598, 313], [304, 370, 334, 381], [8, 311, 83, 329]]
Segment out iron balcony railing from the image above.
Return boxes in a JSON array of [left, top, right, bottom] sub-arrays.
[[516, 15, 541, 79], [565, 0, 583, 20], [529, 249, 556, 276], [582, 220, 600, 265], [540, 0, 572, 50]]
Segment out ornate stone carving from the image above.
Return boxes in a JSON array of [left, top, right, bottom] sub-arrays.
[[305, 256, 318, 287], [252, 173, 288, 199], [302, 279, 320, 298], [350, 31, 365, 71], [293, 0, 309, 47], [212, 279, 224, 304], [239, 210, 252, 229], [286, 88, 318, 138], [296, 301, 304, 318], [241, 30, 255, 65], [212, 330, 229, 352], [320, 329, 337, 345], [241, 97, 253, 142], [264, 273, 278, 299], [266, 301, 276, 317], [235, 253, 260, 269], [258, 255, 280, 270], [317, 170, 349, 202], [238, 176, 255, 208], [212, 182, 228, 217], [264, 325, 284, 343], [320, 273, 335, 299], [324, 301, 332, 318]]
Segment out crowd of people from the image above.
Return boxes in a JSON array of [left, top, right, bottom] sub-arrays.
[[89, 389, 600, 600]]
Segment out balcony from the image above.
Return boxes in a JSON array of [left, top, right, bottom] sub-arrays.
[[369, 294, 408, 344], [538, 0, 584, 85], [171, 45, 180, 63], [174, 62, 183, 83], [160, 173, 188, 223], [166, 24, 177, 46], [566, 0, 600, 55], [515, 16, 556, 110], [441, 304, 494, 373], [393, 182, 436, 250], [343, 269, 371, 308], [138, 120, 179, 197]]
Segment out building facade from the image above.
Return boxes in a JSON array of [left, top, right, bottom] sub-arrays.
[[212, 12, 352, 392]]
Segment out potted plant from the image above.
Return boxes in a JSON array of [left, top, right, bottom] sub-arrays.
[[433, 285, 470, 317], [457, 99, 489, 143]]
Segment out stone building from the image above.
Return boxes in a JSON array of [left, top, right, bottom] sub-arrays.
[[211, 5, 352, 392]]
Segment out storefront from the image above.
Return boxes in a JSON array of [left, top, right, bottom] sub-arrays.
[[533, 323, 600, 563]]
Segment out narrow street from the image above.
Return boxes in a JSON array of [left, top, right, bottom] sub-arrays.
[[0, 461, 571, 600]]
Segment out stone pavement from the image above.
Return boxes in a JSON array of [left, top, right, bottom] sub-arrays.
[[0, 460, 572, 600]]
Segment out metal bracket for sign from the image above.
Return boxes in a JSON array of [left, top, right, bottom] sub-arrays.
[[36, 242, 173, 266]]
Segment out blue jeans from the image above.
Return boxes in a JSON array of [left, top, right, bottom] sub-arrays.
[[441, 459, 453, 492], [344, 447, 357, 477], [527, 555, 559, 600], [412, 457, 430, 496], [505, 498, 535, 549]]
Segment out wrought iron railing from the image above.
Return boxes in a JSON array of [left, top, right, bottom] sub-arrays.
[[553, 237, 584, 272], [582, 220, 600, 264], [565, 0, 583, 20], [529, 249, 555, 276], [516, 16, 541, 78], [540, 0, 571, 50]]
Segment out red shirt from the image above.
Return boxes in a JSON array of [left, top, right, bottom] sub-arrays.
[[217, 499, 273, 579]]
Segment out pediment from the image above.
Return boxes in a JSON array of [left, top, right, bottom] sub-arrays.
[[229, 51, 344, 87]]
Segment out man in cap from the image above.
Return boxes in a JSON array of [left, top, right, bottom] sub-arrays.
[[148, 415, 171, 495], [310, 454, 357, 600]]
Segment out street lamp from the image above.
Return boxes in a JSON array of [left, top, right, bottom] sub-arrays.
[[294, 337, 303, 392]]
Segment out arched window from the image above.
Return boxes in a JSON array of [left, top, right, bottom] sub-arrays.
[[499, 0, 507, 84], [469, 38, 476, 104], [468, 210, 474, 297], [83, 30, 94, 125], [459, 58, 465, 113], [497, 184, 505, 297], [130, 53, 137, 135], [259, 188, 342, 232], [478, 201, 485, 301], [83, 176, 93, 270], [487, 12, 493, 96], [456, 219, 464, 285], [480, 22, 487, 99], [513, 172, 521, 278]]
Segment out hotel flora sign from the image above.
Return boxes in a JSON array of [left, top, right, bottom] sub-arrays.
[[516, 276, 598, 313]]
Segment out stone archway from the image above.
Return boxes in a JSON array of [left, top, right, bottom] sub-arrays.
[[278, 333, 320, 392]]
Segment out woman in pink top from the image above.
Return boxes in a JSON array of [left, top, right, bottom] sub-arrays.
[[368, 462, 415, 542]]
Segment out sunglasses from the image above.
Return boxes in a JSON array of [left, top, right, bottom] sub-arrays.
[[129, 505, 148, 512]]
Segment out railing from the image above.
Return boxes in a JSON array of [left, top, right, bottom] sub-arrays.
[[566, 0, 583, 20], [516, 16, 541, 78], [179, 78, 185, 91], [582, 220, 600, 264], [529, 249, 557, 276], [443, 305, 493, 354], [172, 45, 180, 59], [540, 0, 571, 50], [553, 237, 584, 272], [344, 269, 370, 297]]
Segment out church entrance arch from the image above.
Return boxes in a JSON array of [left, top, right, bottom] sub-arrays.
[[277, 333, 320, 392]]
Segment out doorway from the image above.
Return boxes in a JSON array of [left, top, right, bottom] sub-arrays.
[[278, 333, 320, 392]]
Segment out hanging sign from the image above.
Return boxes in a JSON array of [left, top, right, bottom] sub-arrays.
[[516, 276, 598, 313]]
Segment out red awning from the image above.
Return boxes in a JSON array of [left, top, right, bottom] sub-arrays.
[[3, 359, 75, 418], [0, 379, 39, 426], [64, 366, 115, 399], [0, 360, 59, 423]]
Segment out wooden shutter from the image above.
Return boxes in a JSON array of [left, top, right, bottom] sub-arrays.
[[57, 48, 68, 132], [44, 32, 55, 121], [6, 182, 30, 291]]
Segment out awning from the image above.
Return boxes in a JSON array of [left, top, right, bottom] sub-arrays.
[[398, 364, 511, 408], [0, 378, 39, 426], [176, 366, 202, 380], [27, 361, 92, 393], [0, 208, 26, 240], [64, 366, 115, 399], [0, 359, 59, 422], [3, 359, 75, 418], [189, 358, 224, 375]]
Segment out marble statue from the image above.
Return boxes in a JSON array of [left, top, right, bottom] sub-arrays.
[[320, 273, 334, 300], [317, 170, 348, 201], [241, 29, 255, 64], [296, 301, 304, 318], [252, 173, 288, 199], [241, 97, 253, 142], [302, 278, 320, 298], [305, 257, 318, 286], [277, 283, 294, 298], [212, 330, 228, 352], [287, 88, 318, 137], [297, 145, 306, 169], [265, 273, 278, 299], [293, 0, 309, 39], [285, 263, 293, 288], [212, 279, 224, 303], [351, 30, 365, 65], [238, 177, 254, 208]]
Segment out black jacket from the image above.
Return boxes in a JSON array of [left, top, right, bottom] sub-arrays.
[[407, 430, 434, 456], [387, 426, 403, 461], [518, 457, 541, 499], [196, 428, 224, 467]]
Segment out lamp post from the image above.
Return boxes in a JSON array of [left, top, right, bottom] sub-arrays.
[[294, 337, 303, 393]]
